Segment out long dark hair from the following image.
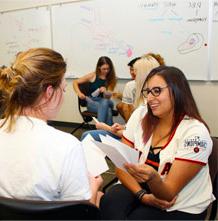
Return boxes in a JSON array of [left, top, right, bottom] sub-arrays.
[[142, 65, 209, 144], [95, 56, 117, 90]]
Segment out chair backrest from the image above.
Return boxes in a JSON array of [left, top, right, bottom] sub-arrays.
[[209, 137, 218, 183], [0, 197, 100, 220], [78, 82, 90, 108], [208, 137, 218, 220]]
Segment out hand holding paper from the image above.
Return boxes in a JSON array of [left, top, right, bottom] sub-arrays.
[[92, 136, 139, 171]]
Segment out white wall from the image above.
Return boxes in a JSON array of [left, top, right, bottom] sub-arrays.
[[1, 0, 218, 136]]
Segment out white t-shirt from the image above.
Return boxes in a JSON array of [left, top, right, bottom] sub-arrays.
[[0, 116, 91, 201], [122, 80, 136, 104], [123, 105, 215, 214]]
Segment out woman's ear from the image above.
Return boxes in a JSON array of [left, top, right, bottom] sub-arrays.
[[45, 85, 54, 100]]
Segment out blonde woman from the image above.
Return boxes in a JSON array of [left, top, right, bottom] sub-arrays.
[[0, 48, 102, 205], [134, 53, 165, 108]]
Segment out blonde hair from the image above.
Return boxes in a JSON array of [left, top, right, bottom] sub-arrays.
[[0, 48, 66, 132], [134, 53, 164, 108]]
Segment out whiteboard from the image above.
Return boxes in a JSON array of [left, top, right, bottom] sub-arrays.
[[52, 0, 209, 80], [210, 0, 218, 80], [0, 7, 51, 67]]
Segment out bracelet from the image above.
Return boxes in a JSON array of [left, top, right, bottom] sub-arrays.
[[135, 189, 147, 201]]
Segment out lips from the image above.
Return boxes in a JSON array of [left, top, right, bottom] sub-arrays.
[[149, 103, 159, 110]]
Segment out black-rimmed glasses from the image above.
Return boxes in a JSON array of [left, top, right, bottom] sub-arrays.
[[141, 86, 168, 98]]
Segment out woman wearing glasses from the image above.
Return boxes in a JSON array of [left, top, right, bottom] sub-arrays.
[[73, 56, 117, 125], [100, 66, 214, 220]]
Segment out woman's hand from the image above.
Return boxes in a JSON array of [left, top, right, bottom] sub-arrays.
[[124, 163, 158, 183], [90, 175, 103, 191], [78, 92, 86, 100], [99, 86, 106, 93], [89, 175, 103, 207], [142, 194, 177, 210], [111, 123, 125, 132]]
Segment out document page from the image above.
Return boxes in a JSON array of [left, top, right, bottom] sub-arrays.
[[82, 134, 109, 176], [93, 136, 139, 170]]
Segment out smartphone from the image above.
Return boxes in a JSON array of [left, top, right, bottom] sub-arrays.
[[92, 117, 99, 123]]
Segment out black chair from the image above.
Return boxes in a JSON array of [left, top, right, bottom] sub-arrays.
[[71, 82, 118, 134], [207, 137, 218, 220], [0, 197, 101, 220]]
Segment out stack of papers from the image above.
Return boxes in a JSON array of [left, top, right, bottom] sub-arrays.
[[82, 134, 139, 176]]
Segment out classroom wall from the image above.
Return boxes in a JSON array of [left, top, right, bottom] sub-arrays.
[[1, 0, 218, 136]]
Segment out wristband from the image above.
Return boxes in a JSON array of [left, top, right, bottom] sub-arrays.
[[135, 189, 147, 201]]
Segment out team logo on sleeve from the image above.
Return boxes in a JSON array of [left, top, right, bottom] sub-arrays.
[[184, 136, 207, 153]]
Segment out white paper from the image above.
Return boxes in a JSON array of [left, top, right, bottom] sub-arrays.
[[92, 138, 139, 170], [82, 134, 109, 177], [100, 134, 139, 164]]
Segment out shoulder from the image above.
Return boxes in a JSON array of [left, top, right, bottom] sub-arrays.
[[176, 116, 212, 150], [89, 72, 96, 82], [123, 80, 134, 89], [49, 126, 81, 146], [39, 123, 83, 154], [131, 104, 147, 119], [125, 105, 147, 128], [178, 116, 210, 135], [79, 72, 96, 83]]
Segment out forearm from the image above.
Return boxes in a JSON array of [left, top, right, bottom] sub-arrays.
[[147, 174, 175, 201], [115, 168, 142, 194], [72, 80, 81, 95]]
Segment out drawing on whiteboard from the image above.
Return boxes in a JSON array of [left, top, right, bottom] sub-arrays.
[[79, 5, 133, 58], [177, 33, 204, 54]]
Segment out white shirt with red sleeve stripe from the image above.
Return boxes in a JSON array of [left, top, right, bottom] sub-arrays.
[[123, 105, 215, 214]]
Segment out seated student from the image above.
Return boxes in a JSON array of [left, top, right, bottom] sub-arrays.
[[116, 57, 140, 122], [0, 48, 102, 206], [100, 66, 215, 220], [73, 56, 117, 125], [81, 53, 164, 142]]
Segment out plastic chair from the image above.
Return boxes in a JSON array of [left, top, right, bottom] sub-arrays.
[[0, 197, 101, 220], [71, 82, 118, 134]]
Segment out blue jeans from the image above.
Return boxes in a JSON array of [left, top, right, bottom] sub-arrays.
[[81, 130, 120, 142], [86, 97, 114, 125]]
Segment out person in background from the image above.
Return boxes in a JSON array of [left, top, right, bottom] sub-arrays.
[[0, 48, 102, 206], [73, 56, 117, 125], [116, 57, 140, 122], [80, 53, 164, 142], [100, 66, 214, 220], [133, 53, 165, 108]]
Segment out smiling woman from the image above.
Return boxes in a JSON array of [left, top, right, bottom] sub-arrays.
[[100, 66, 214, 220]]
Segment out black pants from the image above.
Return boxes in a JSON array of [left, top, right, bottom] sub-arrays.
[[100, 184, 207, 220]]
